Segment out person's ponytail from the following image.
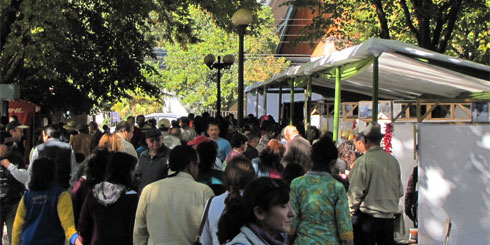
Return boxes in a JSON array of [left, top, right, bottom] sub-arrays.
[[218, 157, 257, 243], [217, 190, 246, 244]]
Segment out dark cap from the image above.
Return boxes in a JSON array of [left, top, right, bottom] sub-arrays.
[[145, 128, 162, 139], [6, 121, 29, 131]]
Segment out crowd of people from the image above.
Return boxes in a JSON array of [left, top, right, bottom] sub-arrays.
[[0, 112, 417, 245]]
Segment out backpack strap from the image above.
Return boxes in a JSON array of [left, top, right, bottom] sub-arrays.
[[195, 196, 215, 244]]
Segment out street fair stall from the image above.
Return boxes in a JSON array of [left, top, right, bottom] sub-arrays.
[[245, 38, 490, 243]]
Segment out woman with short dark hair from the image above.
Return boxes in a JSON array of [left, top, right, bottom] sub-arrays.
[[71, 150, 112, 226], [217, 177, 294, 244], [12, 158, 81, 245], [289, 137, 353, 244], [78, 152, 138, 244], [196, 140, 224, 192], [225, 133, 248, 164]]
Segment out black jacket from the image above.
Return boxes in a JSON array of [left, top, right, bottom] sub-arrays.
[[0, 153, 25, 205]]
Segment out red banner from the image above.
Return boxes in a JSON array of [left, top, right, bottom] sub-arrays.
[[8, 100, 39, 162]]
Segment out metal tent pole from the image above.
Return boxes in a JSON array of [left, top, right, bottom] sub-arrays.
[[290, 79, 294, 125], [304, 76, 312, 140], [255, 89, 259, 117], [262, 86, 267, 115], [278, 82, 283, 123], [333, 67, 341, 144], [372, 57, 379, 123]]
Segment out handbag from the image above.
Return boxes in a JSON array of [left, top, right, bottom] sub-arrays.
[[194, 196, 215, 245]]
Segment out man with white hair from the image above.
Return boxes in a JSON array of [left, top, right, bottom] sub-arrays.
[[281, 125, 312, 171], [115, 121, 138, 159]]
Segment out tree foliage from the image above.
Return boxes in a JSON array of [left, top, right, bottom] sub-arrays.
[[284, 0, 489, 64], [149, 0, 266, 46], [1, 0, 160, 114], [155, 6, 289, 113], [110, 90, 164, 120], [0, 0, 266, 114], [110, 63, 164, 119]]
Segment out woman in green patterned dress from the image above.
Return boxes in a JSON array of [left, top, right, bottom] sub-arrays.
[[289, 136, 353, 245]]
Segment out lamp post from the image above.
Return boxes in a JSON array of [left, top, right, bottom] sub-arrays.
[[232, 8, 252, 132], [204, 54, 235, 117]]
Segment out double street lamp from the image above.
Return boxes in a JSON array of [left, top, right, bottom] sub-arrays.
[[204, 54, 235, 117], [232, 8, 253, 132]]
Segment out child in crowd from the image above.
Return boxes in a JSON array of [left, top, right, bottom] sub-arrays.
[[12, 158, 82, 245]]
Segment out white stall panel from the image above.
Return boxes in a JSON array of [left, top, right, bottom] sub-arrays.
[[418, 124, 490, 244]]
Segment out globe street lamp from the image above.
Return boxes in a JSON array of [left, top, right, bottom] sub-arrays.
[[204, 54, 235, 117], [232, 8, 252, 132]]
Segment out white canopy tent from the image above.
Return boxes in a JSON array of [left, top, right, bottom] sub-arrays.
[[245, 38, 490, 141], [246, 38, 489, 100]]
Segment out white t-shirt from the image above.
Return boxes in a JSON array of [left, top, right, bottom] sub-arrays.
[[200, 192, 228, 245]]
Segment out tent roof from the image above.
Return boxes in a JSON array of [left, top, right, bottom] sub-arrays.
[[245, 38, 490, 100]]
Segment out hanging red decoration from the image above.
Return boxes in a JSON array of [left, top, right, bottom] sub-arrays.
[[383, 122, 393, 154]]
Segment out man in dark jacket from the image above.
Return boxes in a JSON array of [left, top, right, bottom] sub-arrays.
[[5, 121, 28, 158], [0, 132, 25, 244], [88, 121, 103, 150], [136, 128, 170, 193], [405, 166, 418, 227]]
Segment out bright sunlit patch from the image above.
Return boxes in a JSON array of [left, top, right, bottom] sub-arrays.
[[423, 168, 454, 207], [405, 47, 436, 57], [478, 133, 490, 150], [425, 219, 445, 240]]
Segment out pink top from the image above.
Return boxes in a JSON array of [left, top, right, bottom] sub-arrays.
[[225, 149, 244, 164]]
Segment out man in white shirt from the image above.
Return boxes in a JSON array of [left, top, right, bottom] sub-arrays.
[[134, 145, 213, 244]]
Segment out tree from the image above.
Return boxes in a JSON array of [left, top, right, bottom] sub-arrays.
[[110, 64, 164, 119], [283, 0, 489, 64], [155, 6, 289, 113], [0, 0, 266, 114], [1, 0, 161, 114], [445, 0, 489, 64]]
